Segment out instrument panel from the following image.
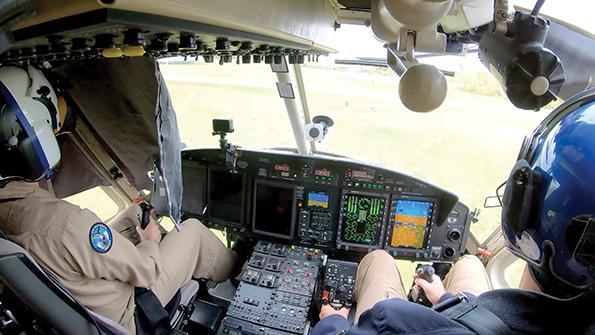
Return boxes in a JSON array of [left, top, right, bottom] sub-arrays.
[[180, 148, 471, 262]]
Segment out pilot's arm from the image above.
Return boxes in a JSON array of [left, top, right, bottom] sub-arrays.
[[313, 299, 472, 335], [61, 207, 163, 288]]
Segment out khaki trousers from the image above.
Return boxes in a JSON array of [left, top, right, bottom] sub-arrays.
[[354, 250, 491, 321], [108, 206, 236, 305]]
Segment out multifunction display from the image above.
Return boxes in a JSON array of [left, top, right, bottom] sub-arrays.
[[341, 194, 385, 245], [253, 181, 296, 239], [389, 199, 434, 249], [208, 168, 245, 226]]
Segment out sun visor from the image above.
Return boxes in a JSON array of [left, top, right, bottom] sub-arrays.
[[153, 65, 183, 227], [39, 133, 110, 198], [54, 58, 182, 225]]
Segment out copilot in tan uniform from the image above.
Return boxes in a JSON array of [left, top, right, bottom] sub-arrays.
[[0, 180, 236, 334], [354, 249, 492, 321]]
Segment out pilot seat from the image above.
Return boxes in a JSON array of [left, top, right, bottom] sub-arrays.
[[0, 237, 200, 335]]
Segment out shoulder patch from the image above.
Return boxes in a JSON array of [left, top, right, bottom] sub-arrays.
[[89, 222, 113, 253]]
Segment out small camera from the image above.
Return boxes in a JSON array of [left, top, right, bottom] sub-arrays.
[[212, 118, 240, 173], [305, 115, 334, 143], [212, 118, 234, 135], [305, 123, 324, 142]]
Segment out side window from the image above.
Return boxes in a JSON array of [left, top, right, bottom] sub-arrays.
[[159, 216, 228, 245], [505, 258, 527, 288], [63, 186, 120, 221], [487, 247, 528, 289]]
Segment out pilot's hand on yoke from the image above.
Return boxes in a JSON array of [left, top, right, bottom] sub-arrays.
[[136, 219, 162, 244], [319, 304, 349, 320], [413, 273, 446, 305]]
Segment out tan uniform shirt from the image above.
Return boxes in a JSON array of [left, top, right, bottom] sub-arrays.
[[0, 181, 160, 333]]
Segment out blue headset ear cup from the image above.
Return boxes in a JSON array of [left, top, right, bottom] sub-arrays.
[[502, 159, 542, 237]]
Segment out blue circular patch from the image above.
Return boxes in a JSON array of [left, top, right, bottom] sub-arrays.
[[89, 222, 113, 253]]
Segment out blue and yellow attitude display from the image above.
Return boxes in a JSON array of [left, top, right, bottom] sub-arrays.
[[308, 191, 329, 208], [390, 200, 433, 249]]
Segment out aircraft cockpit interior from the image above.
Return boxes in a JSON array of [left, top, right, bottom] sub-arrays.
[[174, 130, 473, 333], [0, 1, 593, 335]]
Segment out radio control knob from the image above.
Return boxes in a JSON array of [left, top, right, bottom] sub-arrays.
[[448, 228, 462, 242], [443, 246, 456, 259]]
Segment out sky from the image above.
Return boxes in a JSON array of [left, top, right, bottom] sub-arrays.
[[514, 0, 594, 33], [332, 25, 484, 73]]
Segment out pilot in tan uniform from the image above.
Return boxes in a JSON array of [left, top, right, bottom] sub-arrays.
[[0, 66, 237, 334], [0, 181, 236, 333]]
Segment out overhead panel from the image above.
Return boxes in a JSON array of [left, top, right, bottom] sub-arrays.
[[3, 0, 339, 66]]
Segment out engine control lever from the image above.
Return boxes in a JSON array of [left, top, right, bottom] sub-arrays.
[[322, 281, 353, 310], [320, 260, 357, 310], [408, 264, 435, 307], [139, 201, 153, 229]]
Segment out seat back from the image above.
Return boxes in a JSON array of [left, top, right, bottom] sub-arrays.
[[0, 238, 129, 335]]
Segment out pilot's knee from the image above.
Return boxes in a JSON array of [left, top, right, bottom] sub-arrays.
[[370, 249, 391, 258], [361, 249, 393, 267], [453, 254, 485, 272], [457, 254, 482, 266], [179, 218, 207, 235]]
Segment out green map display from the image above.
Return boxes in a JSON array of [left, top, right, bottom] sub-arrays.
[[341, 194, 385, 245]]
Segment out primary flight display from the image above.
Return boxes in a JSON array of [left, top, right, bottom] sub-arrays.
[[390, 199, 434, 249]]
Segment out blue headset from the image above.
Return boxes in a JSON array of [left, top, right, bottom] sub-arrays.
[[501, 89, 595, 296]]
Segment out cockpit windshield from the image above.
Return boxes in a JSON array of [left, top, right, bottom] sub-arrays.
[[515, 0, 593, 35], [163, 35, 551, 244]]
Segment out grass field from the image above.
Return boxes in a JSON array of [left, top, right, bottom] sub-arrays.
[[66, 60, 544, 287]]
